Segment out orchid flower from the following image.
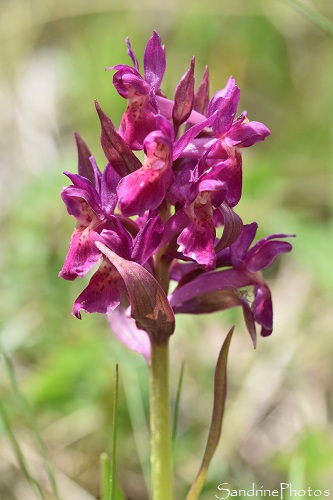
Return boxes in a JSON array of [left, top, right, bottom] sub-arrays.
[[59, 32, 293, 500], [60, 32, 291, 356]]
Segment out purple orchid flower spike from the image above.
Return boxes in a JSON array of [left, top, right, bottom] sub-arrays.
[[59, 31, 294, 500], [106, 31, 166, 150], [60, 30, 293, 364]]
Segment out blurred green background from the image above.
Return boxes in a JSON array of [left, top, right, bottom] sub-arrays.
[[1, 0, 333, 498]]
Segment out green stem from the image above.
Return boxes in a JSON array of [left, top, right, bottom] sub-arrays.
[[149, 340, 174, 500]]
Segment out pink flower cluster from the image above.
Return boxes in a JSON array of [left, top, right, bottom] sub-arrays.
[[59, 31, 293, 361]]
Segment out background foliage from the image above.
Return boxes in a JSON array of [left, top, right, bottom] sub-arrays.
[[1, 0, 333, 498]]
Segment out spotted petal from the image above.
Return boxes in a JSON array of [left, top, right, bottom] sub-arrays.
[[72, 259, 123, 318]]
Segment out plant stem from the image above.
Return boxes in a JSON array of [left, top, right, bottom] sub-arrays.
[[149, 340, 174, 500]]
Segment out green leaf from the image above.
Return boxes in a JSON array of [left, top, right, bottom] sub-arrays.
[[186, 326, 234, 500], [96, 242, 175, 342]]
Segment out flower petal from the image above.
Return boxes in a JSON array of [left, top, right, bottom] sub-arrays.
[[132, 216, 164, 265], [252, 283, 273, 337], [59, 228, 102, 280], [177, 216, 216, 269], [100, 163, 120, 217], [210, 153, 243, 208], [117, 121, 174, 216], [241, 297, 257, 348], [230, 222, 258, 267], [117, 163, 174, 217], [247, 233, 295, 260], [118, 100, 157, 150], [214, 202, 243, 254], [72, 259, 122, 318], [159, 208, 190, 248], [247, 239, 293, 273], [171, 288, 242, 314], [99, 218, 132, 260], [111, 67, 150, 98], [62, 172, 104, 220], [173, 112, 218, 161], [144, 31, 166, 90], [125, 36, 139, 70], [108, 307, 151, 362], [208, 77, 238, 115], [225, 121, 270, 148], [169, 268, 254, 309], [208, 77, 240, 136]]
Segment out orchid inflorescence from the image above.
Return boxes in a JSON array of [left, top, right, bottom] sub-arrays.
[[59, 31, 293, 361]]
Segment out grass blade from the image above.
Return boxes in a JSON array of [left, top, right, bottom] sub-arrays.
[[1, 352, 61, 499], [121, 360, 151, 496], [283, 0, 333, 37], [0, 401, 46, 500], [100, 364, 119, 500], [111, 364, 119, 500], [186, 327, 234, 500]]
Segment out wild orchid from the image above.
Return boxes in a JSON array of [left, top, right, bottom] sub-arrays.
[[60, 31, 293, 500]]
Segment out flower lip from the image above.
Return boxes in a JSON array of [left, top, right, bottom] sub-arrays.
[[108, 66, 151, 99]]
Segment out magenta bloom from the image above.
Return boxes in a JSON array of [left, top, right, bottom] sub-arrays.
[[60, 32, 293, 361], [106, 31, 166, 150]]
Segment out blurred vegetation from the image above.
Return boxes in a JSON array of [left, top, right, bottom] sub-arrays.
[[1, 0, 333, 498]]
